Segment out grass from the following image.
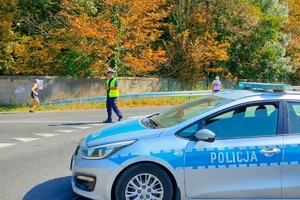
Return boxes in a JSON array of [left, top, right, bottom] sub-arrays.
[[0, 96, 199, 112]]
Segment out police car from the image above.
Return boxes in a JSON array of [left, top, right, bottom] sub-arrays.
[[70, 82, 300, 200]]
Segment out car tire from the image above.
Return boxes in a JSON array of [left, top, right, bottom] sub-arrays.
[[115, 163, 173, 200]]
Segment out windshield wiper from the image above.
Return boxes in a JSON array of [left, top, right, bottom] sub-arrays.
[[146, 118, 157, 129], [149, 119, 158, 127]]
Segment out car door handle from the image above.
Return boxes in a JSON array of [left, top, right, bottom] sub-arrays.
[[259, 148, 281, 157]]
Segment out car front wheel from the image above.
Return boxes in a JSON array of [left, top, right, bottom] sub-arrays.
[[115, 163, 173, 200]]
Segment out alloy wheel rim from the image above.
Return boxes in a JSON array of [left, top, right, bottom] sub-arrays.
[[125, 173, 164, 200]]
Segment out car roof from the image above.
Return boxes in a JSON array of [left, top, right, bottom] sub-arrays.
[[213, 82, 300, 101]]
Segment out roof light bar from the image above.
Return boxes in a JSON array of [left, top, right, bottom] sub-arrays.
[[239, 82, 291, 90]]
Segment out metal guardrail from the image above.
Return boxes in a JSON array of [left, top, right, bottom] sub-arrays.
[[43, 86, 300, 106], [290, 86, 300, 90], [43, 90, 212, 105]]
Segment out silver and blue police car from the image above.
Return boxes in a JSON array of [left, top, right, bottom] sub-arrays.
[[70, 82, 300, 200]]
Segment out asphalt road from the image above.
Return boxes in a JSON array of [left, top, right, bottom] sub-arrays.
[[0, 107, 169, 200]]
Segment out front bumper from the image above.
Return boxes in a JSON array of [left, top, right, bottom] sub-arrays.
[[71, 154, 124, 200]]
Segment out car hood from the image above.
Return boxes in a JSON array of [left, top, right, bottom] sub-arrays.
[[86, 117, 164, 147]]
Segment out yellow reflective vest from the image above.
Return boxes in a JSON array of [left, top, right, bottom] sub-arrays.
[[106, 78, 120, 97]]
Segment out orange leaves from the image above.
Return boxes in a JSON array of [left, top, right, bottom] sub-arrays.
[[124, 47, 167, 75], [284, 0, 300, 71], [190, 32, 229, 63], [10, 35, 60, 75], [164, 1, 230, 84], [0, 0, 18, 74], [59, 0, 169, 76]]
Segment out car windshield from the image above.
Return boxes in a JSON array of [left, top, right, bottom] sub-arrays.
[[148, 95, 233, 128]]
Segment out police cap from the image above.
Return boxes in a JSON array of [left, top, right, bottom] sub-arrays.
[[107, 69, 115, 74]]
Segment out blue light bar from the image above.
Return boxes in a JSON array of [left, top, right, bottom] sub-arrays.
[[239, 82, 291, 90]]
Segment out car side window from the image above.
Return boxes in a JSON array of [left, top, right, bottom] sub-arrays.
[[176, 122, 200, 138], [287, 102, 300, 134], [204, 104, 278, 139]]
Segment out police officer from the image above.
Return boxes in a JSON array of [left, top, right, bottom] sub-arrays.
[[103, 69, 123, 123]]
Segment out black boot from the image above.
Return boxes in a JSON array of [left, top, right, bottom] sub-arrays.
[[103, 119, 112, 123]]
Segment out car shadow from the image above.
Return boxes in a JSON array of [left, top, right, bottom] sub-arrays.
[[23, 176, 91, 200]]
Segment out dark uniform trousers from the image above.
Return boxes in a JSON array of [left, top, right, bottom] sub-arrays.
[[106, 97, 122, 121]]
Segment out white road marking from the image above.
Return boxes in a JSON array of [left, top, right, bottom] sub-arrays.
[[71, 126, 90, 129], [35, 133, 59, 137], [54, 130, 77, 133], [0, 143, 16, 148], [12, 138, 40, 142]]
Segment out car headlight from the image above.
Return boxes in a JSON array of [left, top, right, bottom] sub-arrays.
[[82, 140, 136, 160]]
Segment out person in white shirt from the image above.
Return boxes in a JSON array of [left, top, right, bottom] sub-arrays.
[[211, 76, 221, 93]]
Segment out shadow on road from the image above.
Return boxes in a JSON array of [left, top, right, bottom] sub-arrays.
[[1, 112, 26, 114], [23, 176, 91, 200], [48, 122, 103, 126]]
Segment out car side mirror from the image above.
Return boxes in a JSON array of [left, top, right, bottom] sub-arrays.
[[194, 129, 215, 142]]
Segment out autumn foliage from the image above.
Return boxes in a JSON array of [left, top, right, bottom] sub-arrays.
[[1, 0, 300, 84], [57, 0, 170, 77]]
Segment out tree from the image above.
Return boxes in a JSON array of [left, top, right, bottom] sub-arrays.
[[2, 0, 69, 76], [226, 0, 290, 82], [0, 0, 18, 75], [58, 0, 169, 77], [9, 35, 64, 75], [284, 0, 300, 84], [14, 0, 62, 36], [1, 0, 297, 84], [253, 0, 291, 82], [160, 0, 229, 85]]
